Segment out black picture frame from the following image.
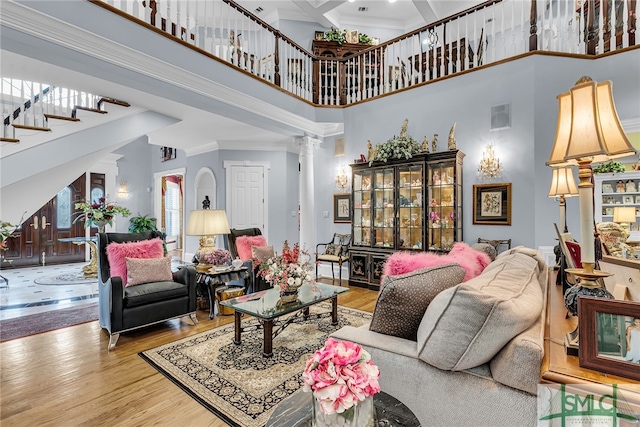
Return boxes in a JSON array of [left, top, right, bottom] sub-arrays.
[[579, 297, 640, 381], [315, 31, 325, 41], [161, 146, 176, 162], [334, 194, 352, 223], [472, 183, 512, 225]]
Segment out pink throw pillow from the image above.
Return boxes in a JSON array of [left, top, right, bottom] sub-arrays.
[[106, 238, 164, 286], [382, 242, 492, 283], [126, 257, 173, 287], [236, 235, 267, 261]]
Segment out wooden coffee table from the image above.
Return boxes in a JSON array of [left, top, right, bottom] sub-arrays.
[[220, 282, 348, 357]]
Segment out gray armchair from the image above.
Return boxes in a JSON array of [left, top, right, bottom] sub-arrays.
[[97, 231, 197, 350]]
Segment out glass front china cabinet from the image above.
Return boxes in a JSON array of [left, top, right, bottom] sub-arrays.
[[350, 150, 464, 289]]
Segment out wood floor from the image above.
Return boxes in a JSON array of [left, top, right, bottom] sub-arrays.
[[0, 281, 378, 426]]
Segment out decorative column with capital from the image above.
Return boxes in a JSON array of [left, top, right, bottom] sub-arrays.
[[295, 136, 319, 254]]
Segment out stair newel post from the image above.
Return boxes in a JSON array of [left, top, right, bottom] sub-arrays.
[[529, 0, 538, 51], [274, 33, 281, 87]]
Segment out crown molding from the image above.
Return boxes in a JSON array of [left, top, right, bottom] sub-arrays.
[[622, 117, 640, 134], [0, 1, 342, 139]]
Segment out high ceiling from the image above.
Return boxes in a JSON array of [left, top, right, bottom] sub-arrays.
[[235, 0, 483, 34]]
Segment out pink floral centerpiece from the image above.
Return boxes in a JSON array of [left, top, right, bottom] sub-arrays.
[[302, 337, 380, 427], [256, 241, 313, 302]]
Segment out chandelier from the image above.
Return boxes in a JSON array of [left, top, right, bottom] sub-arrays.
[[335, 165, 348, 190], [478, 145, 503, 179]]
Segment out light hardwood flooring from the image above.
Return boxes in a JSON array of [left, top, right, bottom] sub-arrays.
[[0, 280, 378, 426]]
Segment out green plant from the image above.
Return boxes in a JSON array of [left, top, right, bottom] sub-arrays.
[[593, 160, 626, 174], [73, 197, 131, 228], [128, 214, 158, 233], [324, 27, 346, 44], [370, 119, 421, 165], [359, 33, 372, 44]]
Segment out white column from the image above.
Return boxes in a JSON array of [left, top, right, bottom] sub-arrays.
[[295, 136, 319, 254]]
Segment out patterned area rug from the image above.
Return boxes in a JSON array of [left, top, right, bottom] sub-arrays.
[[140, 303, 371, 427], [33, 271, 96, 285], [0, 302, 98, 342]]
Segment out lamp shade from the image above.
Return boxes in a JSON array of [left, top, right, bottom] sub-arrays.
[[613, 206, 636, 223], [548, 167, 579, 198], [546, 77, 636, 166], [186, 209, 230, 236]]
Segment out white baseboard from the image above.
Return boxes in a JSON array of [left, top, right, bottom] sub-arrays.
[[315, 264, 349, 281]]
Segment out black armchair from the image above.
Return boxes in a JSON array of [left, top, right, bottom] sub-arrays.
[[97, 231, 197, 350], [316, 233, 351, 285], [227, 227, 271, 293]]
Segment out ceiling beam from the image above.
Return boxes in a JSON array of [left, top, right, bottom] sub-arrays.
[[412, 0, 438, 24], [293, 0, 347, 28]]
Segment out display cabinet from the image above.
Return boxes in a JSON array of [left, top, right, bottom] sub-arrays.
[[594, 171, 640, 242], [350, 150, 464, 289]]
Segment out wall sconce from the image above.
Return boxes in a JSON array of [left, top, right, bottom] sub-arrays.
[[477, 144, 503, 180], [335, 165, 349, 190], [117, 181, 129, 199]]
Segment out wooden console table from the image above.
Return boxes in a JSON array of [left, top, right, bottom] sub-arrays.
[[542, 275, 640, 399]]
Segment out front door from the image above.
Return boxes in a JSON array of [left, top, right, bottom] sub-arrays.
[[3, 174, 86, 267]]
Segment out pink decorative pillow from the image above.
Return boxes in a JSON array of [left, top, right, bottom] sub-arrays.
[[236, 235, 267, 261], [382, 242, 492, 283], [106, 238, 164, 286], [125, 257, 173, 287]]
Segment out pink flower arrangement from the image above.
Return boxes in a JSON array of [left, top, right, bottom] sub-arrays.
[[202, 248, 231, 265], [302, 338, 381, 416], [428, 211, 440, 222], [256, 241, 313, 296]]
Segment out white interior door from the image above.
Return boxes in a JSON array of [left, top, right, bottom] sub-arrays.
[[225, 161, 269, 239]]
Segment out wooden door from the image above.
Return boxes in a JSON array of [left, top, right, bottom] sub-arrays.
[[3, 175, 86, 267]]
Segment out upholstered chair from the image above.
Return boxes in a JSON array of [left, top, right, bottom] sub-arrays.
[[227, 228, 271, 293], [315, 233, 351, 285], [97, 231, 197, 350]]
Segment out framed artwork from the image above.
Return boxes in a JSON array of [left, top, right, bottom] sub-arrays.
[[161, 146, 176, 162], [578, 297, 640, 381], [623, 195, 634, 204], [315, 31, 325, 41], [334, 194, 352, 223], [346, 30, 359, 44], [472, 183, 512, 225], [602, 183, 613, 193]]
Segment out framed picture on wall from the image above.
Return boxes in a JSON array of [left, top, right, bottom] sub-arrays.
[[334, 194, 352, 223], [578, 297, 640, 381], [161, 146, 176, 162], [472, 183, 512, 225]]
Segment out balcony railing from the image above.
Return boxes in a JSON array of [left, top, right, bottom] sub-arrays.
[[94, 0, 638, 106]]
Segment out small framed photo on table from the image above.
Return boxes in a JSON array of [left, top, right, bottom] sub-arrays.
[[472, 183, 512, 225], [578, 297, 640, 381], [334, 194, 352, 223]]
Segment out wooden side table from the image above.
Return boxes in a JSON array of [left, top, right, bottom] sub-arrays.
[[542, 275, 640, 398], [195, 267, 249, 319]]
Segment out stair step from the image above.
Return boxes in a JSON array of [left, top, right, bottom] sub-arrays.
[[12, 124, 51, 132], [0, 137, 20, 143], [98, 97, 130, 108], [44, 114, 81, 122], [75, 106, 108, 114]]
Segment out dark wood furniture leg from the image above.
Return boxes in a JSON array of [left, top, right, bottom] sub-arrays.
[[207, 284, 215, 320], [234, 311, 242, 345], [331, 296, 338, 325], [263, 319, 273, 357], [303, 307, 310, 320]]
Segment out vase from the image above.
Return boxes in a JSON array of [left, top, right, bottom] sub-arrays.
[[279, 289, 299, 303], [93, 220, 108, 233], [312, 395, 374, 427]]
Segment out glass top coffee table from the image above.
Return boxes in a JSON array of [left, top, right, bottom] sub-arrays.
[[220, 282, 348, 357]]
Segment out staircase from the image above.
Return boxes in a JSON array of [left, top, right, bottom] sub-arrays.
[[1, 78, 130, 146]]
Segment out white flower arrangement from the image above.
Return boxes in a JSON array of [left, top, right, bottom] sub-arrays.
[[369, 119, 421, 165]]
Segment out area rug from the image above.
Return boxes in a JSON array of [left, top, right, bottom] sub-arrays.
[[0, 302, 98, 342], [33, 270, 96, 285], [140, 303, 371, 427]]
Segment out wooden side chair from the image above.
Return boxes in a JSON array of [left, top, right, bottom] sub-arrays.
[[477, 238, 511, 254], [315, 233, 351, 286]]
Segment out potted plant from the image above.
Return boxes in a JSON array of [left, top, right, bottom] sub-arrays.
[[324, 27, 346, 45], [128, 214, 158, 233], [593, 160, 626, 174]]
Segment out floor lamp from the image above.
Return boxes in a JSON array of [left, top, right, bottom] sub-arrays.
[[546, 76, 636, 351]]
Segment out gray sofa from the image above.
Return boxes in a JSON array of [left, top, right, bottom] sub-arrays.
[[332, 246, 547, 427]]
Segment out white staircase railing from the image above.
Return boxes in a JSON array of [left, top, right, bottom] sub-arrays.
[[94, 0, 640, 106], [1, 78, 101, 141]]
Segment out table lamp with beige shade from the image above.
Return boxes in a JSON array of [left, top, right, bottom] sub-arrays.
[[613, 206, 636, 240], [186, 206, 230, 272], [546, 76, 636, 351], [548, 166, 579, 234]]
